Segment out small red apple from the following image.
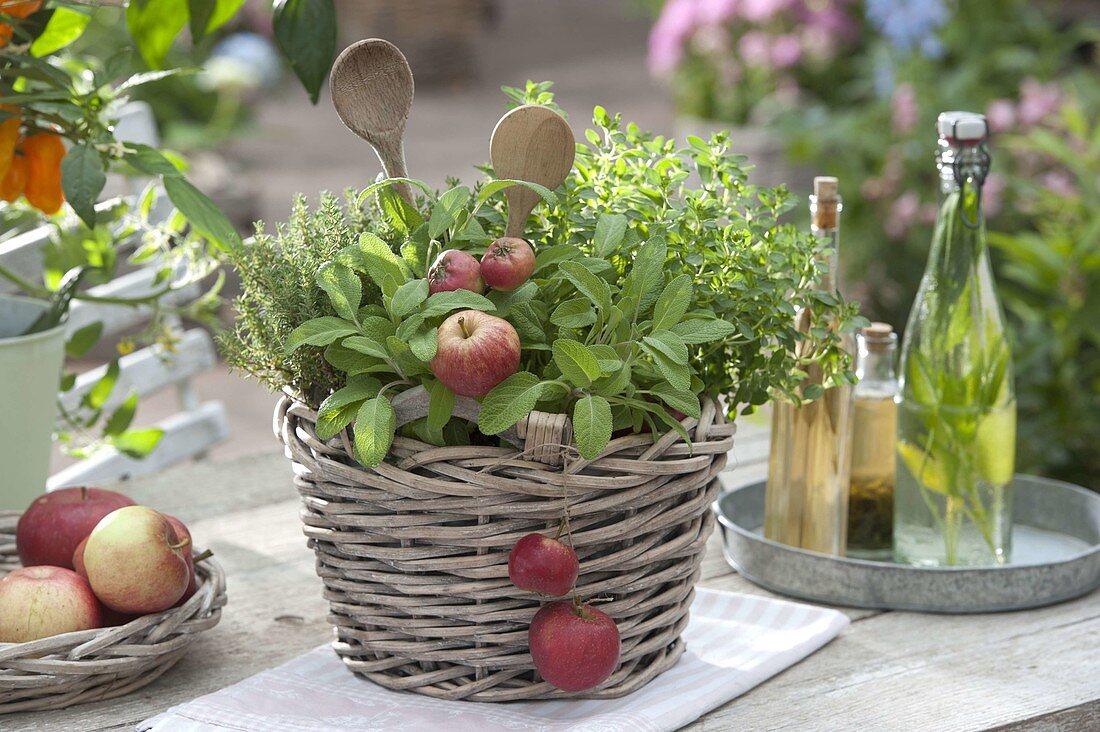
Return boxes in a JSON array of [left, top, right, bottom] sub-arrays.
[[481, 237, 535, 292], [0, 566, 103, 642], [83, 506, 191, 614], [430, 310, 520, 398], [16, 487, 135, 569], [528, 600, 621, 692], [509, 533, 579, 596], [164, 514, 197, 606], [72, 536, 89, 579], [427, 249, 485, 295]]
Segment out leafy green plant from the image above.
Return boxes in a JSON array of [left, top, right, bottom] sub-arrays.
[[988, 95, 1100, 489], [223, 87, 861, 468]]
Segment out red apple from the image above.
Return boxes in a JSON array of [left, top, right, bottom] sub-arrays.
[[16, 487, 135, 569], [430, 310, 520, 398], [83, 506, 191, 614], [427, 249, 485, 295], [481, 237, 535, 292], [528, 600, 621, 692], [509, 533, 579, 596], [164, 514, 197, 605], [72, 536, 89, 579], [0, 566, 102, 642]]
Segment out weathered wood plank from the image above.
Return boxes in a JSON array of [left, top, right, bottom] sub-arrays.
[[48, 402, 231, 489]]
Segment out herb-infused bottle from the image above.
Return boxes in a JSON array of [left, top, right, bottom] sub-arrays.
[[765, 177, 853, 556], [846, 323, 897, 560], [895, 112, 1016, 567]]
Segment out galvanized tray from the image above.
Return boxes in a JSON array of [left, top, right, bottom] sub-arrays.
[[714, 474, 1100, 613]]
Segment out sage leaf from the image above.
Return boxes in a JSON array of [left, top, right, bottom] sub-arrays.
[[428, 379, 455, 432], [559, 261, 611, 311], [651, 274, 693, 332], [573, 394, 612, 459], [593, 213, 628, 258], [316, 262, 361, 322], [650, 383, 701, 419], [623, 236, 666, 315], [285, 316, 357, 353], [408, 327, 438, 362], [316, 376, 381, 440], [353, 396, 395, 467], [475, 178, 557, 209], [670, 318, 738, 344], [421, 290, 496, 318], [643, 331, 689, 365], [552, 339, 602, 387], [428, 185, 471, 238], [342, 335, 390, 360], [550, 298, 597, 329], [337, 233, 408, 288], [478, 372, 545, 435], [390, 279, 429, 319], [587, 344, 623, 374]]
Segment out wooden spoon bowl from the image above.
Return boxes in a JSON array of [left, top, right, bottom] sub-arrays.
[[490, 105, 575, 237], [330, 38, 415, 202]]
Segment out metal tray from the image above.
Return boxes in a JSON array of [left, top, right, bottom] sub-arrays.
[[714, 474, 1100, 613]]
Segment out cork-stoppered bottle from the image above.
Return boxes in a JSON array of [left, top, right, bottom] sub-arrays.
[[764, 177, 854, 556]]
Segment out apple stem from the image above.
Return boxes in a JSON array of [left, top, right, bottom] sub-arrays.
[[458, 316, 470, 339], [169, 536, 192, 552], [193, 549, 214, 564], [81, 486, 88, 501]]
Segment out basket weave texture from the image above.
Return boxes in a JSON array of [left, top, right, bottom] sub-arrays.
[[0, 511, 226, 713], [276, 392, 734, 702]]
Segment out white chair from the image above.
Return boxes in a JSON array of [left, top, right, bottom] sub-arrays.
[[0, 102, 230, 488]]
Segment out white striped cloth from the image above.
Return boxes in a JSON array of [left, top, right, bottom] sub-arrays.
[[140, 589, 848, 732]]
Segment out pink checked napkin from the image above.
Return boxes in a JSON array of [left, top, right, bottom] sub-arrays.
[[140, 588, 847, 732]]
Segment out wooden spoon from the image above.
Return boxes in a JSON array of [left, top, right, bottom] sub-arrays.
[[490, 104, 575, 237], [330, 39, 415, 203]]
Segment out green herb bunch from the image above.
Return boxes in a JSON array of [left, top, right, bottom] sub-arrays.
[[222, 87, 860, 468]]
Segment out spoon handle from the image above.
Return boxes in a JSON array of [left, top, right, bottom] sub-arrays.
[[373, 134, 414, 204], [504, 187, 539, 238]]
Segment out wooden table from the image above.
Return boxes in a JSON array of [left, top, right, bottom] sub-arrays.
[[7, 419, 1099, 731]]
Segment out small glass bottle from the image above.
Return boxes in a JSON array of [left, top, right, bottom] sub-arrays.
[[895, 112, 1016, 567], [765, 177, 853, 556], [846, 323, 898, 560]]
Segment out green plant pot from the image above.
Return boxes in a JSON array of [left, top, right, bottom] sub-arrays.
[[0, 295, 66, 511]]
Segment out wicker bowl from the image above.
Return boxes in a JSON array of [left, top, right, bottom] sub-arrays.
[[0, 511, 227, 713], [276, 388, 734, 702]]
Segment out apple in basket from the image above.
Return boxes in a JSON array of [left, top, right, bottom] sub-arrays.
[[82, 506, 192, 614], [164, 514, 198, 605], [427, 249, 485, 295], [529, 600, 621, 692], [509, 533, 579, 596], [430, 310, 520, 398], [0, 566, 103, 643], [16, 486, 135, 569], [481, 237, 535, 292]]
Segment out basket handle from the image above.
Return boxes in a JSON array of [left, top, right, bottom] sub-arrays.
[[390, 386, 572, 466]]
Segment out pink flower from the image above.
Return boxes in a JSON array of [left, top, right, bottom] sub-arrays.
[[738, 30, 772, 67], [1018, 77, 1062, 127], [1041, 170, 1076, 199], [986, 99, 1016, 132], [885, 191, 921, 239], [771, 34, 802, 68], [648, 0, 701, 75], [698, 0, 740, 25], [692, 23, 730, 56], [804, 6, 859, 44], [741, 0, 792, 22], [982, 173, 1005, 217], [891, 82, 918, 134]]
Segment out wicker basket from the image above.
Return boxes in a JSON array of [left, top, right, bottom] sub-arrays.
[[0, 511, 227, 713], [276, 386, 735, 702]]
